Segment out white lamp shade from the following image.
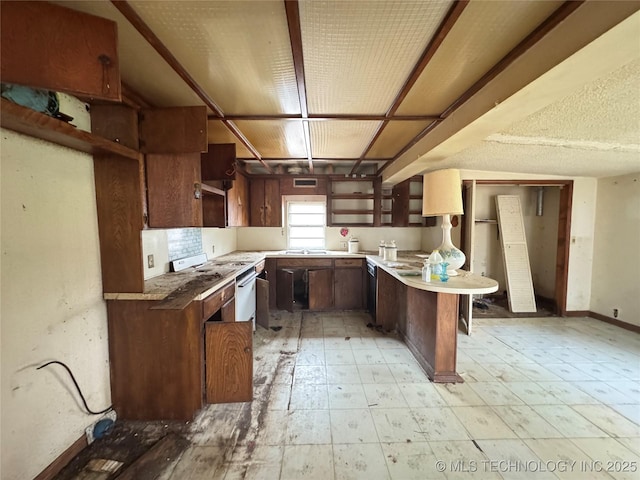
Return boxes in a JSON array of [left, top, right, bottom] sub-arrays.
[[422, 169, 463, 216]]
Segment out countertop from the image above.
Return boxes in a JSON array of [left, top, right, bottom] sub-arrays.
[[104, 249, 497, 309], [368, 255, 499, 295]]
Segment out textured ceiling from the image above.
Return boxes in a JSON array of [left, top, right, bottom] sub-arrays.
[[439, 56, 640, 178], [53, 0, 640, 180]]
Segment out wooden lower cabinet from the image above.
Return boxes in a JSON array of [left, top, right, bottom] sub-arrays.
[[205, 321, 253, 403], [107, 300, 203, 421], [334, 259, 365, 310], [274, 258, 364, 311], [107, 284, 252, 421], [376, 268, 462, 383], [309, 268, 333, 310]]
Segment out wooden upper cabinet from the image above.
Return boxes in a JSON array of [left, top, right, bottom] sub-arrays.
[[1, 1, 120, 101], [146, 153, 203, 228], [250, 178, 281, 227], [139, 107, 207, 154], [392, 179, 411, 227], [227, 173, 250, 227], [201, 144, 236, 181]]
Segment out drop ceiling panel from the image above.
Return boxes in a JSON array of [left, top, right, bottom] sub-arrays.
[[366, 121, 435, 159], [300, 0, 453, 114], [129, 0, 300, 115], [233, 120, 307, 158], [396, 0, 563, 115], [207, 120, 254, 158], [310, 121, 381, 158], [55, 1, 205, 109]]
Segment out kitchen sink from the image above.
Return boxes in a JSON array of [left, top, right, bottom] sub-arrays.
[[284, 249, 328, 255]]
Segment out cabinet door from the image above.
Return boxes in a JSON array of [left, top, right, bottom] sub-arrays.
[[228, 172, 249, 227], [205, 322, 253, 404], [146, 153, 203, 227], [276, 269, 294, 312], [201, 143, 236, 180], [392, 179, 410, 227], [249, 179, 266, 226], [1, 2, 120, 101], [309, 268, 333, 310], [334, 268, 363, 310], [139, 107, 207, 154], [263, 179, 282, 227]]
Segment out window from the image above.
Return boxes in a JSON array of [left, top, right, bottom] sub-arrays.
[[287, 200, 326, 250]]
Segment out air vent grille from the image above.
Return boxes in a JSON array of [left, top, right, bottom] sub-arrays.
[[294, 178, 318, 187]]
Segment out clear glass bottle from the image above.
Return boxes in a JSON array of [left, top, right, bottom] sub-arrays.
[[422, 260, 431, 282], [378, 240, 385, 257], [428, 249, 443, 281]]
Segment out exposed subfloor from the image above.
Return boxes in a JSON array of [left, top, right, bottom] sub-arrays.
[[59, 311, 640, 479]]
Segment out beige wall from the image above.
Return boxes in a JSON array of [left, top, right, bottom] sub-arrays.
[[469, 184, 560, 298], [591, 173, 640, 326], [1, 130, 111, 480], [142, 227, 238, 279], [234, 226, 423, 253]]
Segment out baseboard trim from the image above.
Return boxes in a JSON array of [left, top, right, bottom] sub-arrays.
[[588, 311, 640, 333], [564, 310, 590, 317], [34, 433, 87, 480]]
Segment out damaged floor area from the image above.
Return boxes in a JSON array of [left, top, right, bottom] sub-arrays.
[[58, 311, 639, 479]]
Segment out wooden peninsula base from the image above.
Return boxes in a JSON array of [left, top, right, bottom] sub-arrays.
[[374, 260, 498, 383]]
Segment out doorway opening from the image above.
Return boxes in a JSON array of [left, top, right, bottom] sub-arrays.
[[461, 179, 573, 320]]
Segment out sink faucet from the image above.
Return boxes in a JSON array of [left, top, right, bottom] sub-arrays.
[[302, 249, 309, 255]]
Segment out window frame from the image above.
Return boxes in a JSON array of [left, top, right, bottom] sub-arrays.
[[284, 195, 327, 250]]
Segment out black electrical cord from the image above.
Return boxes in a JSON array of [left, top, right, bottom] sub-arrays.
[[37, 360, 113, 415]]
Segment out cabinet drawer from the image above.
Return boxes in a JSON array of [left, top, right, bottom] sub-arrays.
[[277, 258, 333, 268], [202, 281, 235, 320], [335, 258, 363, 268]]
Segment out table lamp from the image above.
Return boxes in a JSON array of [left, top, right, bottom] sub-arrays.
[[422, 169, 465, 276]]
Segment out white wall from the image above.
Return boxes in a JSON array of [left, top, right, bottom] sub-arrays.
[[234, 226, 423, 253], [1, 130, 111, 480], [590, 173, 640, 326], [470, 184, 560, 297], [566, 178, 597, 311], [142, 227, 238, 279]]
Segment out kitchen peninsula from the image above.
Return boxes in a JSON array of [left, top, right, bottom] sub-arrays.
[[106, 250, 497, 420]]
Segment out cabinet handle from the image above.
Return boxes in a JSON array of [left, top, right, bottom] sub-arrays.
[[244, 347, 251, 354], [194, 183, 202, 199]]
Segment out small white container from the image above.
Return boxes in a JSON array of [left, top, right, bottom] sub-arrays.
[[378, 241, 385, 257], [384, 240, 397, 262], [348, 238, 359, 254]]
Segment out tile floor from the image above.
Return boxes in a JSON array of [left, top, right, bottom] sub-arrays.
[[160, 312, 640, 479]]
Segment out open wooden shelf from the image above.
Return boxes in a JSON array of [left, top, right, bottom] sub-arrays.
[[0, 98, 141, 161]]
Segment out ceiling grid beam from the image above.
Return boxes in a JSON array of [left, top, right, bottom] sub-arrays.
[[110, 0, 274, 173], [378, 0, 585, 176], [284, 0, 313, 174], [350, 0, 470, 176]]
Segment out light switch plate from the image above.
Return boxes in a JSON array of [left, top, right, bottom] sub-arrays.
[[147, 254, 154, 268]]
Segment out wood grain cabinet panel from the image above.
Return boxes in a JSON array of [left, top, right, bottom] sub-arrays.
[[334, 267, 364, 310], [250, 178, 281, 227], [1, 1, 120, 101], [107, 300, 203, 420], [201, 143, 236, 181], [205, 321, 253, 403], [227, 172, 250, 227], [309, 268, 333, 311], [139, 107, 207, 154], [146, 153, 203, 228]]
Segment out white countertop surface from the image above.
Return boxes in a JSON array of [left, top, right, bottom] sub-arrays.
[[104, 249, 497, 306], [367, 255, 499, 295]]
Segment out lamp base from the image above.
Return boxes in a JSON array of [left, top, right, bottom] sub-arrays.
[[438, 214, 466, 276]]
